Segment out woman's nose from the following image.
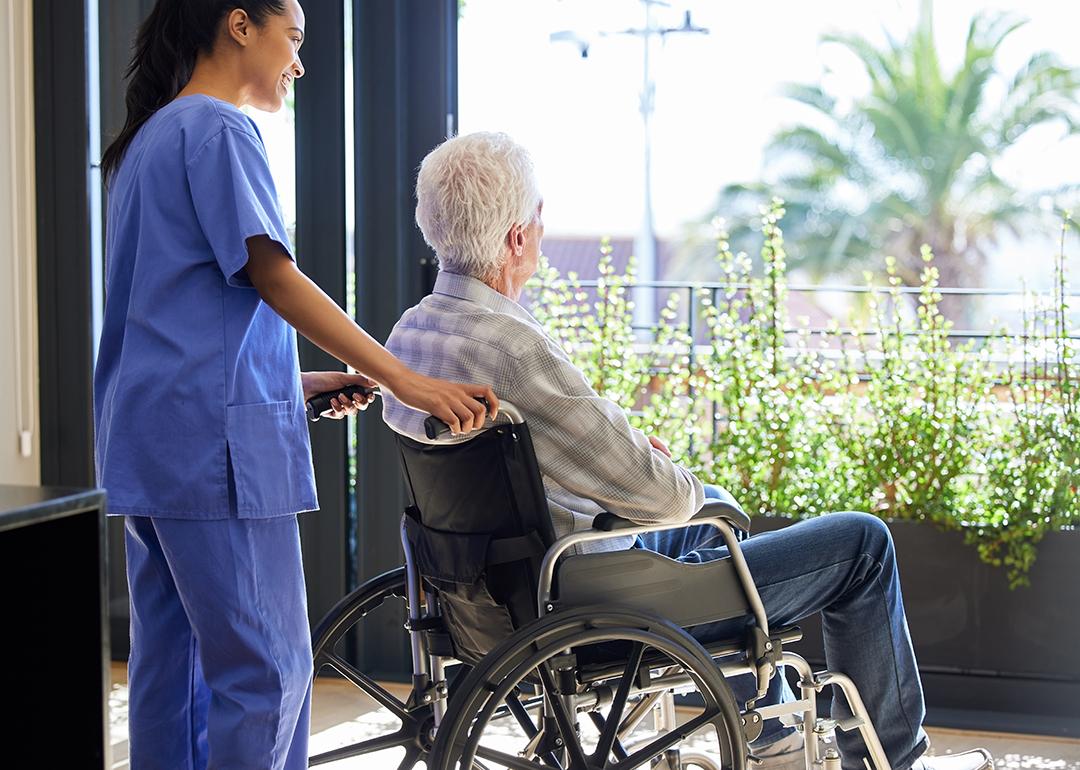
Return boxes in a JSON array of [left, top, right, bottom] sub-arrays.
[[292, 56, 305, 79]]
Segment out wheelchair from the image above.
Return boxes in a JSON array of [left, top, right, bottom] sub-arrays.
[[308, 403, 892, 770]]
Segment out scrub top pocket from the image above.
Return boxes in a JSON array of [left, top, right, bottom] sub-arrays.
[[226, 400, 318, 518]]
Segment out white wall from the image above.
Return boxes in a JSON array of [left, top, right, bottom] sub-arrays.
[[0, 0, 40, 486]]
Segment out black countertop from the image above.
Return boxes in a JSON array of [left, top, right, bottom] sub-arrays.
[[0, 484, 106, 533]]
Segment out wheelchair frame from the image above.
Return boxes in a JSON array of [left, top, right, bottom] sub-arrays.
[[312, 403, 894, 770]]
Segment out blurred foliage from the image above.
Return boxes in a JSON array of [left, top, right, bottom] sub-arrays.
[[680, 0, 1080, 322], [527, 200, 1080, 588]]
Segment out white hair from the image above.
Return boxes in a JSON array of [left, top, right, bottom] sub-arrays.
[[415, 132, 541, 281]]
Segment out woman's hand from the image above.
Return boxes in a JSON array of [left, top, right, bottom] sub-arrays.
[[386, 370, 499, 435], [301, 371, 377, 420]]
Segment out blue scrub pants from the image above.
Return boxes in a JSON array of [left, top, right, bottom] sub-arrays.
[[124, 514, 313, 770]]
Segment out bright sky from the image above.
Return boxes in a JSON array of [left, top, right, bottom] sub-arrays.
[[457, 0, 1080, 289], [459, 0, 1080, 234], [250, 1, 1080, 293]]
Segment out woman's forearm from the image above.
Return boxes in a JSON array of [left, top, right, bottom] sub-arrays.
[[244, 235, 498, 434], [244, 236, 408, 390]]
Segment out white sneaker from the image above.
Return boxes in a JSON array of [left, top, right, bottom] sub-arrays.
[[909, 749, 994, 770]]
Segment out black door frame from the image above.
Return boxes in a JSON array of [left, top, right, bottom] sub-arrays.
[[350, 0, 459, 678], [35, 0, 96, 493], [293, 0, 351, 628]]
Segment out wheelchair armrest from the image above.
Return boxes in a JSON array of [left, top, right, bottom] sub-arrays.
[[545, 495, 763, 632], [697, 499, 751, 532], [592, 498, 751, 535]]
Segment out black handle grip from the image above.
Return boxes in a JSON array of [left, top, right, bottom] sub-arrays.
[[424, 415, 452, 440], [423, 398, 490, 440], [306, 385, 378, 422]]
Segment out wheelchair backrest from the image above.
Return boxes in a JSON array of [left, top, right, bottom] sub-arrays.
[[395, 421, 556, 662]]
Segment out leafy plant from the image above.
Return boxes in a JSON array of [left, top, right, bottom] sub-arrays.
[[527, 202, 1079, 587], [962, 216, 1080, 585]]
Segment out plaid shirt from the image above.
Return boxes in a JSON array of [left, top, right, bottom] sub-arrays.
[[382, 271, 705, 553]]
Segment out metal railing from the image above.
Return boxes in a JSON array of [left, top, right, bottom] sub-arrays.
[[534, 279, 1080, 344]]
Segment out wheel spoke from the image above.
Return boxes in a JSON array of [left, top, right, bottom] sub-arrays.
[[396, 745, 423, 770], [537, 665, 590, 770], [608, 710, 719, 770], [502, 692, 566, 767], [476, 744, 556, 770], [586, 712, 628, 761], [309, 728, 414, 765], [617, 692, 663, 741], [504, 691, 541, 738], [591, 641, 644, 764], [491, 692, 543, 725], [323, 651, 412, 721]]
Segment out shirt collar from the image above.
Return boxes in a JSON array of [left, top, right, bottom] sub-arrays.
[[432, 271, 542, 329]]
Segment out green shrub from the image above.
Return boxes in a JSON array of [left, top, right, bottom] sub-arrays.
[[526, 201, 1079, 587]]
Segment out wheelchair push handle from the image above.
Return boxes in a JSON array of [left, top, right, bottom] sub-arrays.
[[305, 384, 378, 422], [424, 415, 451, 440]]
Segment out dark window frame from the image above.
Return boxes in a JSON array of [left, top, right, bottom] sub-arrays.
[[294, 0, 350, 628], [36, 0, 96, 492], [350, 0, 459, 678]]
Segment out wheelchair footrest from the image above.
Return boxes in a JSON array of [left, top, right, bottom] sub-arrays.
[[835, 716, 867, 733], [810, 715, 864, 735]]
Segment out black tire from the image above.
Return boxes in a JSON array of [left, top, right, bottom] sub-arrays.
[[430, 605, 747, 770], [309, 567, 440, 769]]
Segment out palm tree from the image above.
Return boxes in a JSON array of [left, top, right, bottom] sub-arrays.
[[685, 0, 1080, 320]]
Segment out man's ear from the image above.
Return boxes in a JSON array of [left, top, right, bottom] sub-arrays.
[[225, 8, 252, 46], [507, 224, 525, 257]]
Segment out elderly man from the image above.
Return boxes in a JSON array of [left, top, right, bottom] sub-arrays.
[[381, 132, 991, 770]]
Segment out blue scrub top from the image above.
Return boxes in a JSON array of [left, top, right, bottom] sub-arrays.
[[94, 95, 317, 519]]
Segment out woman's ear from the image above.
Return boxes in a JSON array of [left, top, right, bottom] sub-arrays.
[[225, 8, 252, 46]]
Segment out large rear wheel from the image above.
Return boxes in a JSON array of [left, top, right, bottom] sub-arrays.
[[430, 606, 747, 770]]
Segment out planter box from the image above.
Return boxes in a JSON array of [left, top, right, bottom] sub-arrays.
[[753, 516, 1080, 737]]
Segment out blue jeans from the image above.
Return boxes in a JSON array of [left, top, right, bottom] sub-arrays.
[[636, 487, 929, 770]]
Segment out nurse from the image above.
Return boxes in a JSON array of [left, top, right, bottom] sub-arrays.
[[93, 1, 496, 768]]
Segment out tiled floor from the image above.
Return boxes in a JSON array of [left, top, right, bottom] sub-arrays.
[[109, 664, 1080, 769]]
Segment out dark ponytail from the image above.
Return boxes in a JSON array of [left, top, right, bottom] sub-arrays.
[[101, 0, 285, 183]]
